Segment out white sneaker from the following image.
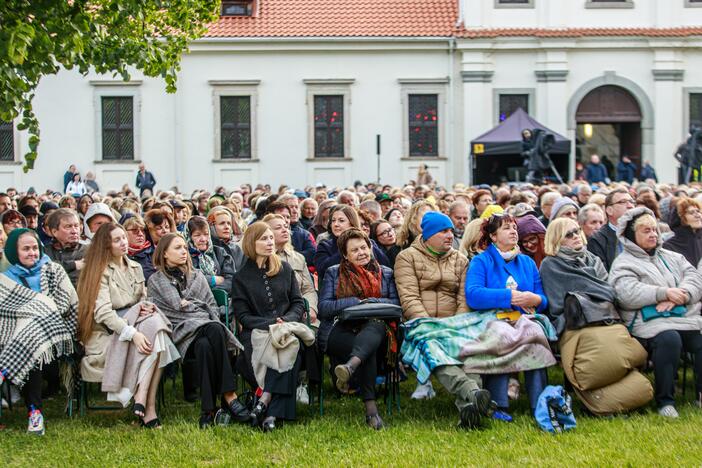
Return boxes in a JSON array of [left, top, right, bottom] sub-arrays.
[[411, 381, 436, 400], [658, 405, 679, 418], [1, 398, 7, 409], [27, 409, 45, 436], [10, 385, 21, 404], [507, 378, 520, 400], [296, 384, 310, 405]]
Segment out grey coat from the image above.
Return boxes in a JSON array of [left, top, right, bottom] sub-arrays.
[[609, 207, 702, 339], [147, 269, 242, 357]]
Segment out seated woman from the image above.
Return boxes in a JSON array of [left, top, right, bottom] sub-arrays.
[[207, 206, 245, 271], [395, 200, 435, 250], [143, 209, 175, 247], [77, 223, 179, 428], [663, 197, 702, 267], [384, 208, 404, 232], [459, 219, 485, 261], [231, 222, 306, 432], [465, 214, 551, 422], [314, 205, 390, 285], [147, 233, 249, 428], [77, 194, 93, 220], [263, 214, 318, 323], [0, 228, 78, 435], [319, 229, 399, 430], [610, 207, 702, 418], [516, 214, 547, 268], [309, 199, 336, 240], [370, 220, 401, 266], [540, 218, 614, 335], [1, 209, 27, 236], [121, 214, 156, 281], [185, 216, 235, 293]]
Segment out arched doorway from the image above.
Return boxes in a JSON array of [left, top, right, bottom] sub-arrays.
[[575, 85, 642, 179]]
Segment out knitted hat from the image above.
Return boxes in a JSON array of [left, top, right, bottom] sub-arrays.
[[83, 202, 116, 240], [516, 214, 546, 239], [421, 212, 454, 240], [4, 228, 43, 266], [549, 197, 579, 221], [480, 204, 504, 220]]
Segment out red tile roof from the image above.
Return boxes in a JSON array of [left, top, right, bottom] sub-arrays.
[[205, 0, 458, 38], [455, 27, 702, 39]]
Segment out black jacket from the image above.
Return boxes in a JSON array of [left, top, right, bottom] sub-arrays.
[[663, 206, 702, 267], [44, 242, 88, 287], [231, 259, 305, 343], [586, 223, 619, 271]]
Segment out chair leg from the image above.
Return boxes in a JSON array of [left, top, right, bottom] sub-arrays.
[[79, 381, 86, 417]]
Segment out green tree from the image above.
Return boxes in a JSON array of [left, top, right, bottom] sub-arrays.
[[0, 0, 220, 171]]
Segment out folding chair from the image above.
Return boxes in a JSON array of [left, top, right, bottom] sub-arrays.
[[212, 288, 231, 329]]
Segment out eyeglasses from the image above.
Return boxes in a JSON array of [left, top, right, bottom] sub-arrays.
[[126, 228, 145, 234], [564, 228, 581, 239], [608, 198, 635, 207], [377, 227, 394, 237], [5, 219, 24, 227]]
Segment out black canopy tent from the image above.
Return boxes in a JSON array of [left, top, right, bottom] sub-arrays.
[[470, 108, 571, 184]]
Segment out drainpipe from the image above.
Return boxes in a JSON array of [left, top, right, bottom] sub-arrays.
[[447, 37, 457, 187]]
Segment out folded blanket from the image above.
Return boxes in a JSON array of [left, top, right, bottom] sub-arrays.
[[401, 311, 557, 384], [102, 302, 180, 404], [251, 322, 315, 388]]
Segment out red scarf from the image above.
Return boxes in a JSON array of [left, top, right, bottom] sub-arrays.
[[336, 259, 382, 299], [128, 239, 152, 257]]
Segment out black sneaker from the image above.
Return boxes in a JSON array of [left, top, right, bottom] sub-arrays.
[[471, 389, 496, 417], [227, 398, 251, 423], [199, 412, 215, 429]]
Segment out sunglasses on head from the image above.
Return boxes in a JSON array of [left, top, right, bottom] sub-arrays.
[[564, 227, 581, 239]]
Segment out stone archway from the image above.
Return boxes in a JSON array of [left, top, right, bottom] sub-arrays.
[[567, 72, 654, 179]]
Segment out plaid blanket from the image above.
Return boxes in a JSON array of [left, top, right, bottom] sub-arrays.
[[401, 312, 557, 384], [0, 264, 77, 386]]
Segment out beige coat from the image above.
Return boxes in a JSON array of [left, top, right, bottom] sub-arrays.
[[394, 236, 469, 321], [279, 246, 318, 321], [81, 258, 146, 382]]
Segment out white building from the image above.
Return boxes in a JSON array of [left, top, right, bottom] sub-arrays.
[[3, 0, 702, 192]]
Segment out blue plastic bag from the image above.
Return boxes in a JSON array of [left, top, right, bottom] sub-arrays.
[[534, 385, 576, 433]]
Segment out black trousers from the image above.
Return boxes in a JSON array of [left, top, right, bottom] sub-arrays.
[[185, 323, 237, 414], [638, 329, 702, 407], [326, 320, 385, 401], [22, 368, 43, 410]]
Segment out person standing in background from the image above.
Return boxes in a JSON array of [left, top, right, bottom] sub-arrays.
[[135, 163, 157, 196]]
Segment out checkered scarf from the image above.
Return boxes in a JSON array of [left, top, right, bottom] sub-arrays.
[[0, 262, 77, 386]]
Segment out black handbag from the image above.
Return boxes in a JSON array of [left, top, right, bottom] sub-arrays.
[[339, 303, 403, 322], [564, 292, 621, 331]]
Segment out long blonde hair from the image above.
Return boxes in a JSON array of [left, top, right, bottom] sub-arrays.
[[241, 221, 282, 276], [459, 218, 485, 259], [262, 213, 293, 254], [395, 200, 436, 248], [77, 223, 125, 343]]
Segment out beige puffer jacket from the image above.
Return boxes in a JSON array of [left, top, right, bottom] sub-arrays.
[[394, 236, 469, 321]]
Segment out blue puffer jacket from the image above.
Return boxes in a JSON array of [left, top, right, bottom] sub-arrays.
[[318, 264, 400, 352], [465, 243, 547, 314]]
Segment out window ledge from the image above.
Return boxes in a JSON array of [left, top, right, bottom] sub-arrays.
[[585, 1, 634, 8], [212, 158, 259, 163], [94, 160, 140, 165], [401, 156, 448, 161], [305, 157, 353, 162], [494, 0, 534, 8], [0, 161, 22, 166]]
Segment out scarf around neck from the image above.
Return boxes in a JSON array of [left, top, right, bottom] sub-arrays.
[[185, 225, 217, 276], [498, 245, 521, 262], [555, 246, 587, 264], [336, 259, 382, 299], [128, 239, 152, 257], [3, 255, 50, 292]]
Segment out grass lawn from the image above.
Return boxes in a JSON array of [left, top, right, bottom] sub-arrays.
[[1, 370, 701, 467]]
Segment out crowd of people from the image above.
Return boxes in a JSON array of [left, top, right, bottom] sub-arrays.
[[1, 163, 702, 436]]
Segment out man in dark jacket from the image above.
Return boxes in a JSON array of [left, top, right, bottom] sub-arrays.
[[279, 194, 317, 266], [43, 208, 87, 287], [135, 163, 157, 196], [616, 156, 637, 184], [586, 154, 608, 184], [587, 189, 635, 271], [640, 160, 658, 182]]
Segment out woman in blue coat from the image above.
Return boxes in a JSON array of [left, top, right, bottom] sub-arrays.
[[318, 228, 399, 430], [465, 213, 549, 422]]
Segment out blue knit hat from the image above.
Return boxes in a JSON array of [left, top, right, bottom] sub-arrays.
[[421, 212, 454, 240]]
